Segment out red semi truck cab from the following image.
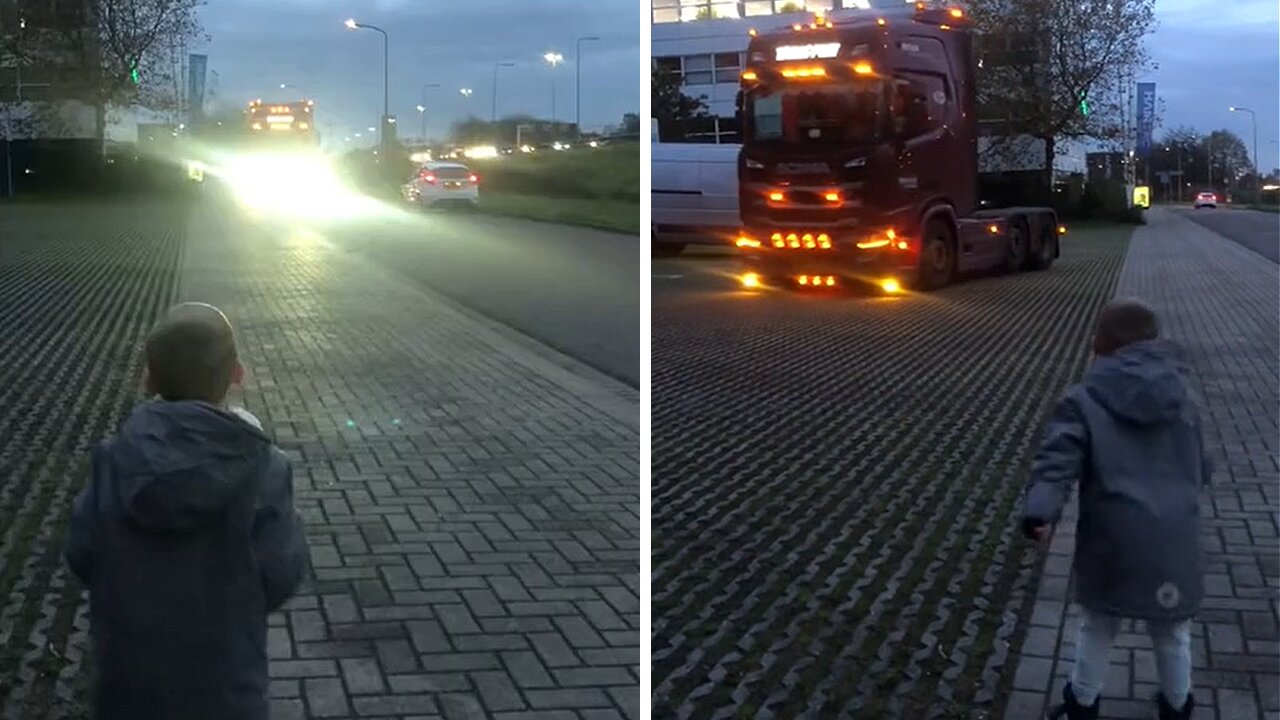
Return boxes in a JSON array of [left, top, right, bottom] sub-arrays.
[[736, 3, 1062, 292]]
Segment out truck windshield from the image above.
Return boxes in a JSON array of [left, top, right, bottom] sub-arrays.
[[746, 83, 881, 146]]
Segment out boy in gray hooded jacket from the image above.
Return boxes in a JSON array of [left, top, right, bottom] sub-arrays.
[[65, 303, 309, 720], [1023, 300, 1212, 720]]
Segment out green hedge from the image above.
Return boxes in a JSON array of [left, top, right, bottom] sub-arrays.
[[468, 142, 638, 202]]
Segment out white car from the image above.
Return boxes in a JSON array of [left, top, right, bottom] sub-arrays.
[[1193, 191, 1217, 209], [402, 162, 480, 208]]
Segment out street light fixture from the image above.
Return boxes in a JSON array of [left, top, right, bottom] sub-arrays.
[[1229, 106, 1260, 203], [460, 87, 473, 97], [492, 62, 515, 124], [279, 82, 308, 99], [543, 52, 564, 123], [418, 83, 440, 141], [575, 36, 600, 135], [344, 18, 390, 144]]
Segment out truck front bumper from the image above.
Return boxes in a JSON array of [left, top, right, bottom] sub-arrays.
[[737, 229, 919, 291]]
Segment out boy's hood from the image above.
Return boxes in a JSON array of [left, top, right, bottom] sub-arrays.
[[108, 401, 270, 532], [1084, 340, 1191, 426]]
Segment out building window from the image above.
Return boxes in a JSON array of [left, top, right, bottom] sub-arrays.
[[679, 1, 741, 21], [713, 52, 743, 83], [652, 0, 679, 23], [682, 54, 713, 85]]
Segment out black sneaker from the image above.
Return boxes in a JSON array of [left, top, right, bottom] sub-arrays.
[[1045, 683, 1100, 720], [1155, 692, 1196, 720]]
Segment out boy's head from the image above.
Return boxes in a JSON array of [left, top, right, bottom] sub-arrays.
[[1093, 299, 1159, 356], [144, 303, 244, 404]]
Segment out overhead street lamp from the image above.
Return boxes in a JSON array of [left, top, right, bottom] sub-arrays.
[[344, 18, 390, 144], [575, 36, 599, 135], [279, 82, 309, 99], [460, 87, 473, 97], [418, 83, 440, 141], [492, 62, 515, 124], [540, 51, 560, 122], [1229, 106, 1260, 202]]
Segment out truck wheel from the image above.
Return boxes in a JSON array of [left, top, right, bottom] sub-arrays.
[[1003, 218, 1029, 273], [1029, 226, 1056, 271], [916, 219, 956, 290], [652, 242, 686, 258]]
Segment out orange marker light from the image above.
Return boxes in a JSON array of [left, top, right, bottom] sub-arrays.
[[948, 7, 964, 18], [741, 273, 761, 288], [825, 276, 836, 287], [742, 70, 758, 81], [749, 28, 758, 36], [768, 190, 785, 202], [781, 66, 827, 79], [736, 236, 762, 248], [824, 191, 841, 202], [897, 240, 909, 250], [857, 239, 891, 249], [876, 17, 887, 26], [853, 62, 874, 75], [886, 229, 897, 240], [881, 278, 902, 293], [798, 275, 810, 285], [1058, 225, 1068, 234], [988, 224, 1000, 233], [939, 23, 951, 30]]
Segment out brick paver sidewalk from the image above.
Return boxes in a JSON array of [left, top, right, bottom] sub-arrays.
[[176, 206, 640, 719], [1005, 209, 1280, 720]]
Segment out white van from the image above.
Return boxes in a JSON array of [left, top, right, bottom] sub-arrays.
[[651, 122, 741, 257]]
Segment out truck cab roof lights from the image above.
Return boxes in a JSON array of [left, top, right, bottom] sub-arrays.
[[852, 61, 874, 75], [749, 28, 758, 36], [741, 70, 759, 81], [948, 7, 964, 18]]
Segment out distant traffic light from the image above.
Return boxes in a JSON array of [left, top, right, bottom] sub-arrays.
[[130, 60, 140, 85], [1079, 91, 1089, 116]]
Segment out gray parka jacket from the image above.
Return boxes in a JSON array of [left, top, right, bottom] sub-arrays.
[[1024, 340, 1213, 621]]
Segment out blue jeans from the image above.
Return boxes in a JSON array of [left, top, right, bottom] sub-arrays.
[[1071, 607, 1193, 707]]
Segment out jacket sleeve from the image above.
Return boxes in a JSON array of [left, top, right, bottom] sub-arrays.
[[1024, 392, 1089, 525], [254, 452, 309, 612], [65, 445, 105, 585], [65, 483, 95, 585]]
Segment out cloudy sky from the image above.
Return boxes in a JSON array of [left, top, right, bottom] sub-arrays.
[[1150, 0, 1279, 173], [196, 0, 640, 145]]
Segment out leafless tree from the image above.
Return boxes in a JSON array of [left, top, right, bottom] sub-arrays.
[[1, 0, 204, 143], [966, 0, 1157, 167]]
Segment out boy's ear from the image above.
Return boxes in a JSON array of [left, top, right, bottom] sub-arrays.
[[231, 360, 246, 387]]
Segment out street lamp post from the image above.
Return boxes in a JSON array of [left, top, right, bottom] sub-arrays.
[[418, 83, 440, 141], [543, 52, 563, 124], [344, 19, 390, 144], [1229, 106, 1259, 203], [491, 62, 514, 124], [575, 36, 599, 136]]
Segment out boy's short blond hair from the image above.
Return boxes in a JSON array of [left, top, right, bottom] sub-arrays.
[[145, 303, 238, 403]]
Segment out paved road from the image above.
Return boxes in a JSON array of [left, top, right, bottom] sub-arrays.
[[0, 198, 639, 720], [322, 205, 640, 387], [651, 226, 1132, 718], [1006, 209, 1279, 720], [1178, 207, 1279, 263]]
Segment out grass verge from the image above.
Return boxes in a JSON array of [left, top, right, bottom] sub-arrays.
[[478, 193, 638, 234]]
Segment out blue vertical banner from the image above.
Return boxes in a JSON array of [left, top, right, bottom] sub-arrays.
[[188, 54, 208, 122], [1135, 82, 1156, 158]]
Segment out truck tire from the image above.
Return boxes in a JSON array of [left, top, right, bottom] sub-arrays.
[[1028, 225, 1056, 271], [1003, 217, 1029, 274], [916, 219, 956, 290]]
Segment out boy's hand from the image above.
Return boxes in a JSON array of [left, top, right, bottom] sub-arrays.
[[1022, 518, 1052, 549]]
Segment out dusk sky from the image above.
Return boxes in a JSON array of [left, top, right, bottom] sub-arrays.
[[195, 0, 640, 145], [1149, 0, 1279, 173]]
